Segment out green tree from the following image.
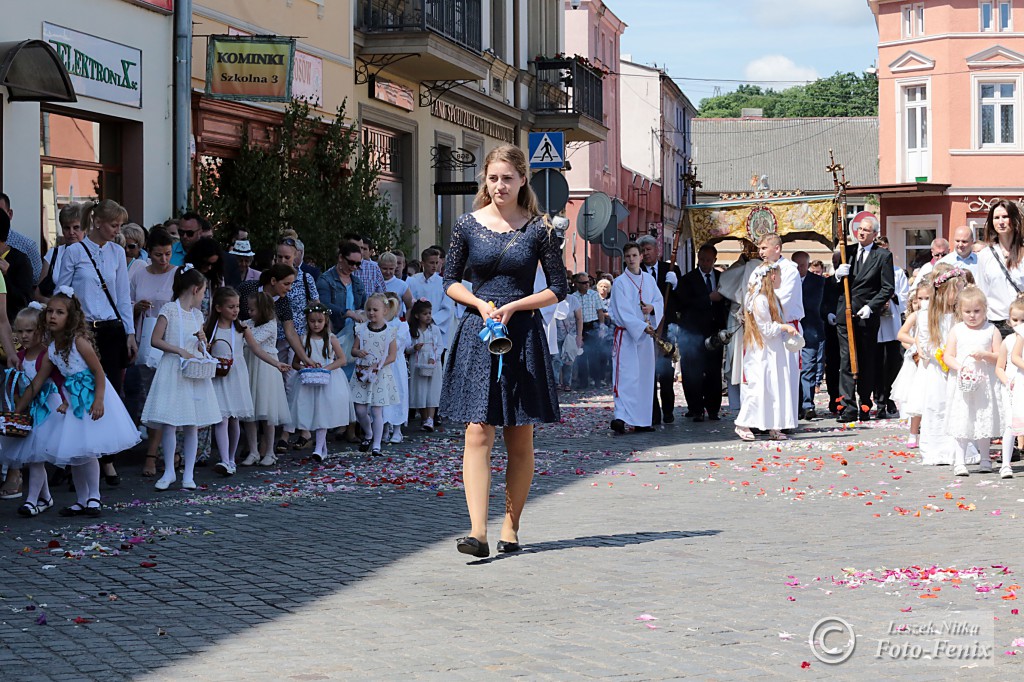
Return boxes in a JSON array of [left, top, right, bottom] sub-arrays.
[[698, 72, 878, 118], [194, 98, 400, 267]]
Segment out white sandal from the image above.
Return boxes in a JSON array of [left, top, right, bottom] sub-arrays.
[[735, 427, 755, 441]]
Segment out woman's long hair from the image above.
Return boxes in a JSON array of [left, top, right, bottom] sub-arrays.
[[927, 263, 965, 349], [742, 272, 783, 350], [185, 237, 225, 288], [48, 292, 94, 363], [982, 199, 1024, 269]]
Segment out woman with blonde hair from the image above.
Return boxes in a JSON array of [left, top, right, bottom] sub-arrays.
[[734, 263, 799, 441], [441, 144, 567, 558]]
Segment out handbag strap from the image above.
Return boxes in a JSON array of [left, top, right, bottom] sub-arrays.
[[79, 241, 124, 324], [989, 244, 1024, 295]]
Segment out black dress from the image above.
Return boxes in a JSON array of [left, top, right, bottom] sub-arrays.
[[439, 213, 567, 425]]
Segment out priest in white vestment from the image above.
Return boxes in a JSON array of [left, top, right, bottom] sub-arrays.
[[609, 243, 664, 432], [735, 263, 800, 440]]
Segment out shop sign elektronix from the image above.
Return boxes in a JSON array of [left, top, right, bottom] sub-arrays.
[[206, 35, 295, 102]]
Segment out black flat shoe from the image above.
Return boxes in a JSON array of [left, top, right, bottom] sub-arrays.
[[83, 498, 102, 518], [274, 439, 290, 454], [610, 419, 626, 434], [496, 540, 521, 553], [456, 536, 490, 558], [105, 474, 120, 487], [58, 503, 86, 517], [635, 426, 655, 433], [358, 439, 371, 453], [292, 436, 313, 450]]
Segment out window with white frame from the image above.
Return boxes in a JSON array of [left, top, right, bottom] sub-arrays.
[[981, 1, 1013, 31], [902, 3, 925, 37], [980, 81, 1017, 146]]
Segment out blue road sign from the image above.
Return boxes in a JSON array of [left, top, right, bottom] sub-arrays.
[[528, 132, 565, 169]]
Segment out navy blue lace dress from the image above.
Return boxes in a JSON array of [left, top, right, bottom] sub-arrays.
[[439, 213, 567, 425]]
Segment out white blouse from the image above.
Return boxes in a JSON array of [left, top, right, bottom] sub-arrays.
[[55, 237, 136, 335], [975, 244, 1024, 321]]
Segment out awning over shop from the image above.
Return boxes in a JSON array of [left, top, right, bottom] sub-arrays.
[[0, 39, 76, 103], [846, 181, 950, 197]]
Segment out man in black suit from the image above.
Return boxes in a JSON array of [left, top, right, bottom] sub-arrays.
[[639, 236, 682, 423], [794, 251, 826, 420], [833, 214, 895, 422], [671, 244, 729, 421]]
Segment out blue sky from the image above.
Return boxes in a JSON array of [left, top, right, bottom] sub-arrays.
[[615, 0, 879, 106]]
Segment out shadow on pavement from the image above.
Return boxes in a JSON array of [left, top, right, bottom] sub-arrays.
[[472, 529, 722, 564]]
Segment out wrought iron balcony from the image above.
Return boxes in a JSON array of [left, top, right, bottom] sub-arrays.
[[358, 0, 482, 53], [533, 57, 604, 124]]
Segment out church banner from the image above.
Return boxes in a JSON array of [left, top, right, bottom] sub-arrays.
[[206, 35, 295, 102], [685, 195, 837, 249]]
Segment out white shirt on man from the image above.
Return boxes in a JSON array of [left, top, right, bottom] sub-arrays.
[[746, 256, 803, 323]]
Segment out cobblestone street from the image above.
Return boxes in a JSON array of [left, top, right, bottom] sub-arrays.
[[3, 390, 1024, 680]]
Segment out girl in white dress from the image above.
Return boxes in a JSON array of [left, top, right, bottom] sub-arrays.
[[734, 264, 799, 441], [349, 293, 399, 456], [3, 304, 63, 517], [141, 266, 222, 492], [997, 298, 1024, 479], [382, 292, 410, 444], [917, 265, 969, 466], [206, 287, 290, 476], [893, 278, 932, 447], [16, 289, 140, 518], [241, 292, 292, 466], [407, 299, 443, 432], [288, 302, 349, 462], [945, 286, 1003, 476]]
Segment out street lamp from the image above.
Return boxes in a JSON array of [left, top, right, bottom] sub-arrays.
[[570, 0, 582, 8]]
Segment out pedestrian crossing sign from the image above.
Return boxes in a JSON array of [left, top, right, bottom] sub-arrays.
[[528, 132, 565, 169]]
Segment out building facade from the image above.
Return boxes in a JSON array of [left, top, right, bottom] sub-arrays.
[[190, 1, 356, 183], [562, 0, 625, 274], [867, 0, 1024, 271], [620, 58, 696, 265], [1, 0, 175, 246]]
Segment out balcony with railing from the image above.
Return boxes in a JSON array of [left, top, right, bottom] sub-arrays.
[[531, 56, 608, 142], [355, 0, 488, 83]]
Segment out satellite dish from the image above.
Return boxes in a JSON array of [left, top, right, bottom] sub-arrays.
[[578, 192, 613, 242]]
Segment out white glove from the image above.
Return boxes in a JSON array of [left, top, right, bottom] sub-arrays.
[[827, 313, 837, 326], [665, 271, 678, 289], [834, 263, 851, 280], [857, 305, 872, 320]]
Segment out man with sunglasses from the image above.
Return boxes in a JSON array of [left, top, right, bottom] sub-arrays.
[[342, 232, 386, 295], [170, 212, 210, 266]]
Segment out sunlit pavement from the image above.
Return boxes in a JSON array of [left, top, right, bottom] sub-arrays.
[[2, 389, 1023, 680]]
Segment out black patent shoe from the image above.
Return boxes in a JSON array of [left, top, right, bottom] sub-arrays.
[[496, 540, 521, 553], [456, 536, 490, 558], [610, 419, 626, 434]]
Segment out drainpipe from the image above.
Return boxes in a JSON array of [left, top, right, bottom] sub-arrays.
[[173, 0, 193, 214]]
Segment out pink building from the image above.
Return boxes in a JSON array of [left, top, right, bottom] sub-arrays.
[[863, 0, 1024, 271], [562, 0, 626, 275]]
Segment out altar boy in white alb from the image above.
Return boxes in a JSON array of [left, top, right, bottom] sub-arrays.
[[407, 246, 455, 344], [609, 242, 664, 433]]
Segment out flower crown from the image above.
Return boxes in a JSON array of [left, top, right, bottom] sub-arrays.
[[745, 263, 780, 311], [933, 267, 967, 288], [304, 302, 330, 316]]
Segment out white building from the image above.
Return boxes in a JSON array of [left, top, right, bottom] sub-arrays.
[[1, 0, 174, 247]]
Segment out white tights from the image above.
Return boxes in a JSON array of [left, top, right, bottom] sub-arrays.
[[314, 428, 327, 457], [70, 458, 101, 507], [1003, 429, 1016, 469], [161, 426, 198, 483], [214, 418, 241, 465], [243, 420, 275, 457], [955, 437, 991, 468], [25, 463, 51, 505], [354, 404, 384, 450]]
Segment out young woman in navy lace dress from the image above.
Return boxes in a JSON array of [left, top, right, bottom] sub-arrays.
[[441, 144, 568, 558]]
